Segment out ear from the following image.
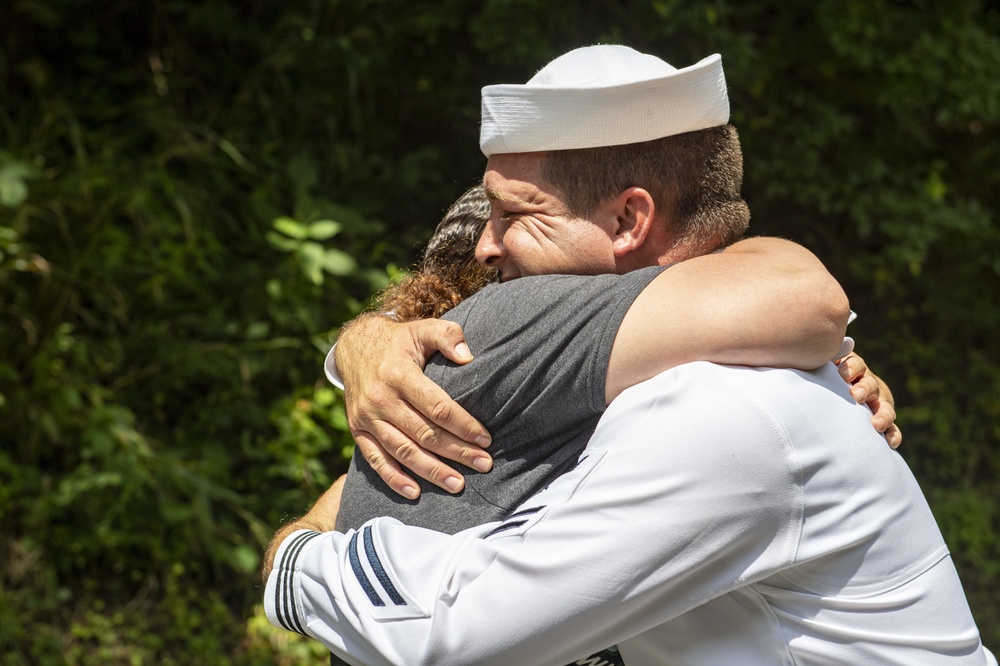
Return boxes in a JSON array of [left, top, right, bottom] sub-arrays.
[[610, 187, 656, 259]]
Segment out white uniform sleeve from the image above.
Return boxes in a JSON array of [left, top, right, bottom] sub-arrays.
[[265, 364, 803, 666]]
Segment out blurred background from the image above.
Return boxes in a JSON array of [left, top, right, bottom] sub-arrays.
[[1, 1, 998, 663]]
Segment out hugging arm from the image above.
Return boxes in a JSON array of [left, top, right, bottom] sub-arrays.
[[608, 238, 899, 444], [606, 236, 849, 403], [334, 313, 491, 500], [336, 237, 897, 498], [261, 475, 345, 582], [263, 367, 806, 665]]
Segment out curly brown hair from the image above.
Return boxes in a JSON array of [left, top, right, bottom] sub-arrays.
[[375, 185, 498, 321]]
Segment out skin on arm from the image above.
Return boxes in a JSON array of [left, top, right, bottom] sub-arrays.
[[608, 241, 900, 446], [335, 312, 493, 500], [339, 237, 898, 499], [262, 475, 347, 582], [607, 236, 851, 403]]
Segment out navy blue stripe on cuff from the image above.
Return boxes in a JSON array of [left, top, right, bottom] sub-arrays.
[[363, 525, 406, 606], [349, 531, 385, 607], [276, 530, 321, 635]]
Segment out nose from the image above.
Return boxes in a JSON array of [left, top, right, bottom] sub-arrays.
[[475, 218, 505, 267]]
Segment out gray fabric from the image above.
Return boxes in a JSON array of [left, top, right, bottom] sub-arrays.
[[336, 266, 666, 534]]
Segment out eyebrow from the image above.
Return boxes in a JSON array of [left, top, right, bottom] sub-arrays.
[[483, 183, 519, 204]]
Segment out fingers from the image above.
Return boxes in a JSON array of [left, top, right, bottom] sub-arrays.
[[836, 352, 902, 448], [412, 319, 475, 366], [836, 352, 867, 383], [338, 316, 493, 497], [848, 375, 879, 404], [358, 364, 491, 461], [347, 365, 493, 497], [865, 395, 902, 449], [404, 320, 491, 446], [838, 353, 877, 404], [353, 430, 421, 500], [354, 416, 494, 498]]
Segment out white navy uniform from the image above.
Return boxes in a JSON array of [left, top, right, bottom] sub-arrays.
[[266, 362, 995, 665]]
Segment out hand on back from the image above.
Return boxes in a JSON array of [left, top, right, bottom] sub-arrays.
[[336, 315, 493, 499], [836, 352, 901, 448]]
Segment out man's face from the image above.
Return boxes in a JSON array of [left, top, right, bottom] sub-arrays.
[[477, 152, 617, 281]]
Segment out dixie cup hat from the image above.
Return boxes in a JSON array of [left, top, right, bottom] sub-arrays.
[[480, 45, 730, 157]]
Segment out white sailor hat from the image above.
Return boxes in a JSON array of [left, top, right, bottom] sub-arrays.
[[479, 45, 729, 157]]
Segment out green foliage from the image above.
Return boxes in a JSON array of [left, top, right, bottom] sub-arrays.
[[2, 0, 998, 660]]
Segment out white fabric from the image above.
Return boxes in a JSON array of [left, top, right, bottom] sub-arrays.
[[480, 46, 729, 156], [324, 343, 344, 389], [266, 362, 994, 666]]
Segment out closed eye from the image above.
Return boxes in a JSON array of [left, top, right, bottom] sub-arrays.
[[499, 211, 519, 221]]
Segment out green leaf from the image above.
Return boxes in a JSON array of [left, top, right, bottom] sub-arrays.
[[321, 248, 357, 276], [0, 177, 28, 208], [229, 545, 260, 575], [0, 156, 41, 207], [272, 216, 309, 239], [265, 230, 301, 252], [307, 219, 341, 240], [287, 153, 318, 191], [245, 321, 270, 340], [297, 241, 326, 284]]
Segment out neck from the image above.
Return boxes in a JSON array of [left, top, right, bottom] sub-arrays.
[[617, 225, 723, 272]]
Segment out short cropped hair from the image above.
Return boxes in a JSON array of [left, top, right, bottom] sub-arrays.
[[541, 124, 750, 250]]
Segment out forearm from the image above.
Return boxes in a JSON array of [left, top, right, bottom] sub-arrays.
[[608, 237, 849, 401], [686, 242, 848, 367], [334, 312, 400, 388], [262, 477, 344, 581], [263, 370, 795, 665]]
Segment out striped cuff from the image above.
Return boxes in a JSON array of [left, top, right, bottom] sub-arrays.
[[265, 529, 323, 636]]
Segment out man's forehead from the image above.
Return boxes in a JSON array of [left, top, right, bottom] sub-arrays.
[[483, 152, 554, 205]]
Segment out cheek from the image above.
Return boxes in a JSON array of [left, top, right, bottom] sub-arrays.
[[504, 222, 548, 256], [506, 219, 612, 274], [576, 240, 618, 275]]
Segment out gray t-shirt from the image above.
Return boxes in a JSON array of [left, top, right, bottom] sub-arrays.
[[336, 266, 666, 534]]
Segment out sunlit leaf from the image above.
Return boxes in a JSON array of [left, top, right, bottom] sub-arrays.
[[297, 241, 326, 284], [272, 216, 309, 239], [0, 176, 28, 208], [321, 248, 357, 276], [265, 230, 301, 251], [307, 219, 341, 240]]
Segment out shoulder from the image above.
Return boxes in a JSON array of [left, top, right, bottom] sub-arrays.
[[596, 362, 858, 475], [443, 267, 667, 324]]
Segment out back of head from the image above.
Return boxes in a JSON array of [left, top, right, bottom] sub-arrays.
[[420, 185, 493, 279], [480, 45, 749, 254], [376, 186, 497, 321]]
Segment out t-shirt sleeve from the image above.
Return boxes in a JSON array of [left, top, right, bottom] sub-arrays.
[[427, 266, 667, 420], [335, 266, 667, 534]]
